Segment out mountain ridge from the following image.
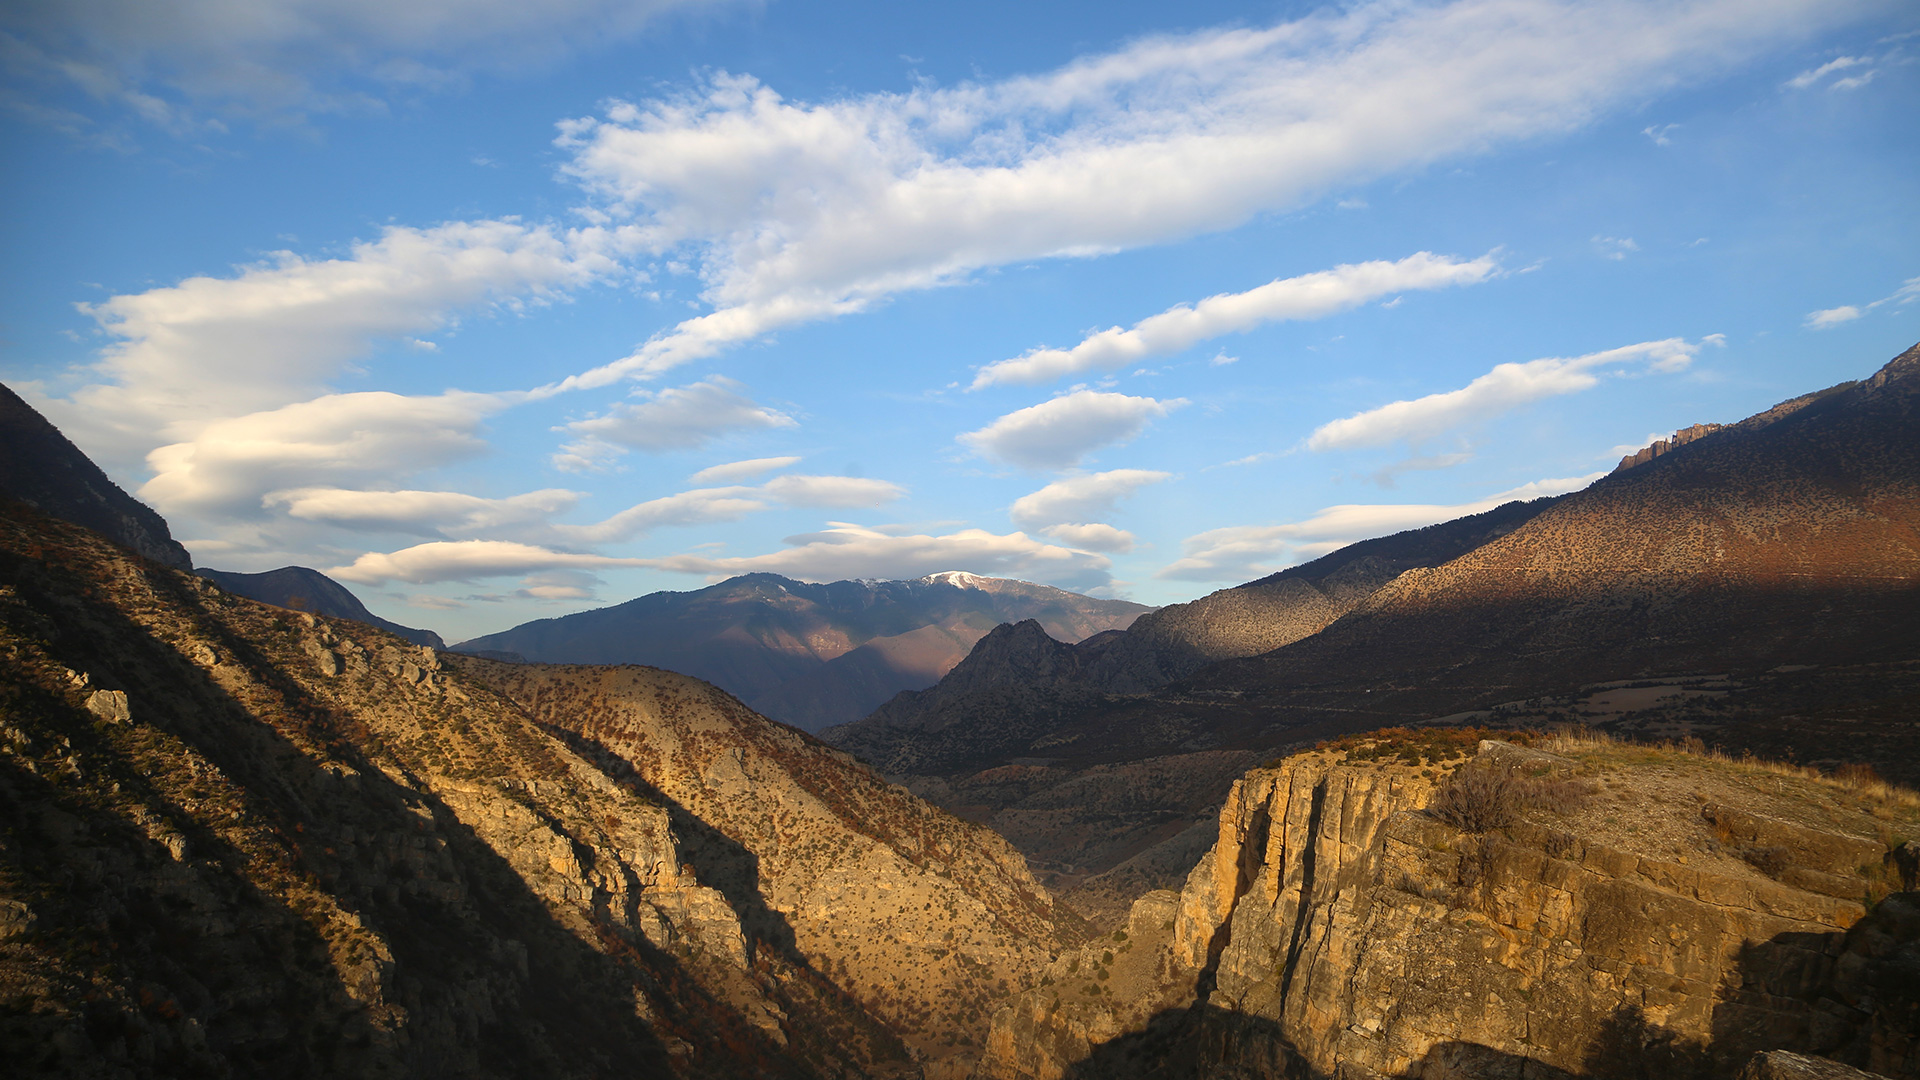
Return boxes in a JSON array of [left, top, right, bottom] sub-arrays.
[[454, 571, 1150, 732], [196, 565, 446, 649]]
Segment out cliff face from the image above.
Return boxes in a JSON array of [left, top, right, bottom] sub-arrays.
[[980, 735, 1920, 1079], [0, 501, 1067, 1079]]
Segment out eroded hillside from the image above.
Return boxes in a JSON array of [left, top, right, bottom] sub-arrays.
[[451, 656, 1080, 1074], [0, 502, 1071, 1079]]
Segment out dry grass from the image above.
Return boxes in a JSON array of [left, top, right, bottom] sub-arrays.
[[1534, 725, 1920, 810]]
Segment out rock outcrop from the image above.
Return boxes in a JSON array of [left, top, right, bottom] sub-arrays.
[[980, 734, 1920, 1079]]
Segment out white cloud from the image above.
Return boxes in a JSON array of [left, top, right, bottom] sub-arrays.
[[1803, 275, 1920, 329], [551, 473, 905, 543], [1156, 472, 1603, 582], [1804, 305, 1863, 329], [3, 0, 739, 126], [1642, 123, 1679, 145], [49, 219, 616, 465], [553, 486, 769, 544], [264, 486, 580, 536], [960, 391, 1184, 470], [1784, 55, 1871, 89], [1009, 468, 1171, 527], [1039, 523, 1136, 553], [1592, 235, 1639, 260], [329, 539, 652, 584], [640, 524, 1114, 590], [689, 455, 802, 483], [760, 474, 907, 507], [546, 0, 1859, 389], [971, 251, 1499, 388], [557, 377, 795, 468], [139, 390, 507, 517], [1307, 337, 1709, 452]]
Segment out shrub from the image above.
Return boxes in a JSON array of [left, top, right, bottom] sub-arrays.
[[1432, 766, 1520, 833], [1431, 764, 1594, 833]]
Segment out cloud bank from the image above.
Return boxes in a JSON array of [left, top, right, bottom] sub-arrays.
[[1307, 337, 1712, 452], [960, 391, 1183, 470], [973, 251, 1499, 388], [548, 0, 1858, 389]]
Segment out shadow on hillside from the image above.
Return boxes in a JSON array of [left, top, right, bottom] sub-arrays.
[[539, 724, 805, 960], [0, 526, 812, 1078]]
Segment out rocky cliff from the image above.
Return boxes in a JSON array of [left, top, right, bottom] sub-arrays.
[[980, 733, 1920, 1079], [0, 499, 1072, 1078]]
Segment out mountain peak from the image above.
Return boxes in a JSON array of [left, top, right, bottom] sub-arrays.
[[921, 570, 995, 589]]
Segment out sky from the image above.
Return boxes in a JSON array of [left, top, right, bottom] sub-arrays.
[[2, 0, 1916, 644]]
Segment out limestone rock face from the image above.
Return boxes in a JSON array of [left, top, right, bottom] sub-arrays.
[[980, 738, 1920, 1079]]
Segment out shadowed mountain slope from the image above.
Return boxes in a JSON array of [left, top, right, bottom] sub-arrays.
[[455, 572, 1149, 732], [197, 565, 445, 649], [0, 382, 191, 571]]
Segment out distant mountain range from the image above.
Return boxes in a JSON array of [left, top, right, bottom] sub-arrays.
[[196, 566, 445, 648], [826, 342, 1920, 916], [453, 571, 1151, 732]]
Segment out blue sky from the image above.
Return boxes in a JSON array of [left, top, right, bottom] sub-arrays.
[[2, 0, 1916, 642]]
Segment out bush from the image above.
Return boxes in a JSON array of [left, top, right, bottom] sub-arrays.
[[1432, 766, 1519, 832], [1431, 765, 1594, 833]]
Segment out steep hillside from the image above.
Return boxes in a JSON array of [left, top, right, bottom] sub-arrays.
[[827, 343, 1920, 920], [0, 501, 1073, 1078], [0, 382, 192, 571], [198, 566, 445, 648], [455, 572, 1149, 732], [980, 732, 1920, 1079]]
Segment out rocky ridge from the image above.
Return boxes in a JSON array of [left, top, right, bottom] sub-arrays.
[[0, 382, 191, 572], [197, 566, 445, 649]]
